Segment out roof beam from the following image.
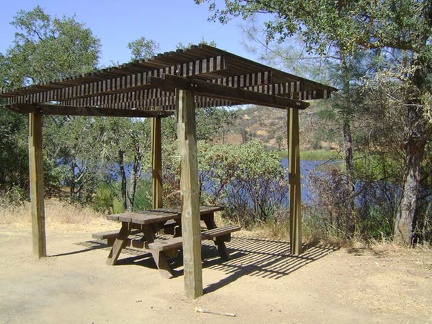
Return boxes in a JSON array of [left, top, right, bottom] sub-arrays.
[[2, 104, 174, 118], [148, 74, 310, 110], [5, 56, 227, 104]]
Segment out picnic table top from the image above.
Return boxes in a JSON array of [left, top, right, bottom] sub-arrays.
[[106, 205, 223, 225]]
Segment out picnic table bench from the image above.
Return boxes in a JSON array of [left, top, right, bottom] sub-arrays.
[[96, 206, 240, 278]]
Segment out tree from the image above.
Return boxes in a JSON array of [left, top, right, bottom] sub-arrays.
[[0, 6, 101, 202], [127, 37, 160, 61], [95, 117, 152, 212], [3, 6, 100, 88], [162, 106, 236, 142], [196, 0, 364, 236], [195, 0, 432, 244], [0, 110, 29, 199], [201, 140, 287, 226]]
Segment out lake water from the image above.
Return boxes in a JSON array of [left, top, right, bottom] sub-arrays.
[[117, 159, 327, 205], [281, 158, 327, 204]]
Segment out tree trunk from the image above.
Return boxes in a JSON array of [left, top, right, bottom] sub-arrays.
[[118, 149, 127, 211], [69, 160, 76, 200], [342, 117, 356, 235], [394, 106, 430, 245], [127, 157, 141, 212], [340, 54, 357, 236]]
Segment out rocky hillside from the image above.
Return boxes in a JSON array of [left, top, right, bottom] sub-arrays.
[[219, 104, 340, 151]]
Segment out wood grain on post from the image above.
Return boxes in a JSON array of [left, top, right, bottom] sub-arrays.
[[151, 117, 163, 209], [28, 112, 47, 258], [287, 108, 302, 255], [176, 89, 203, 299]]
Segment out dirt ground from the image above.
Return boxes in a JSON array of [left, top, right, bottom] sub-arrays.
[[1, 224, 431, 324]]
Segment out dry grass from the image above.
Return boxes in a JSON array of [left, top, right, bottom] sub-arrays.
[[1, 200, 430, 254], [0, 199, 117, 232]]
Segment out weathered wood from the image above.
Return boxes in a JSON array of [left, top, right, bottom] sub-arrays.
[[92, 228, 141, 240], [106, 222, 130, 265], [287, 108, 302, 255], [148, 74, 310, 110], [106, 210, 180, 224], [2, 45, 336, 117], [28, 112, 46, 258], [4, 103, 174, 118], [148, 225, 241, 252], [4, 55, 228, 104], [177, 88, 203, 299], [149, 236, 184, 252], [200, 225, 241, 241], [201, 213, 233, 260], [151, 117, 163, 209], [136, 225, 173, 278]]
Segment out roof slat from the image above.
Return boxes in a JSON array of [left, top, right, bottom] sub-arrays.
[[1, 44, 336, 115]]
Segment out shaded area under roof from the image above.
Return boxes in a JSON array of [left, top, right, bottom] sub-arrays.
[[1, 44, 337, 114]]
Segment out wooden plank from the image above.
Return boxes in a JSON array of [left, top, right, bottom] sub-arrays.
[[92, 228, 141, 240], [198, 205, 224, 214], [29, 112, 46, 258], [130, 212, 180, 225], [148, 226, 240, 252], [28, 113, 47, 258], [108, 211, 180, 224], [149, 236, 183, 252], [141, 225, 174, 279], [177, 88, 203, 299], [287, 108, 302, 255], [151, 117, 163, 209], [3, 103, 174, 118], [200, 225, 241, 240], [154, 205, 223, 215], [106, 222, 130, 265], [4, 56, 227, 104], [148, 74, 310, 110]]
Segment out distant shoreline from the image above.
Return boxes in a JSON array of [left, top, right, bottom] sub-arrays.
[[275, 149, 340, 161]]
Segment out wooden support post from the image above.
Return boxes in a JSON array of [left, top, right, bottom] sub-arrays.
[[176, 89, 203, 299], [28, 112, 47, 258], [287, 108, 302, 255], [151, 117, 163, 209]]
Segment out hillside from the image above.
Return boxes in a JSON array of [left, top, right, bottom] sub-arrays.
[[217, 104, 340, 151]]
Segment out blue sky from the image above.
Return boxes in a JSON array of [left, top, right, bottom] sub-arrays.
[[0, 0, 255, 67]]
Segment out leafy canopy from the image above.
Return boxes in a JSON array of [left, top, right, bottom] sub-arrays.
[[2, 5, 101, 88]]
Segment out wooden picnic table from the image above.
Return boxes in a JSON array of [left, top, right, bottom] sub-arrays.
[[102, 206, 240, 278]]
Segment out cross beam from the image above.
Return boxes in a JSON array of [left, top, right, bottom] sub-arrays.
[[148, 74, 310, 110], [3, 103, 174, 118]]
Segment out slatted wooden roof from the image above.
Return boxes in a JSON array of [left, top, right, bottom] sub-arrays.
[[0, 44, 336, 117]]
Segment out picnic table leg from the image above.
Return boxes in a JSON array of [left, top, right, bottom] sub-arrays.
[[142, 226, 174, 279], [106, 222, 130, 265], [202, 213, 230, 260]]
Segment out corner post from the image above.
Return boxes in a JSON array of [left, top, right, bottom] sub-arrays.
[[29, 112, 47, 258], [176, 89, 203, 299], [151, 116, 163, 209], [287, 108, 302, 255]]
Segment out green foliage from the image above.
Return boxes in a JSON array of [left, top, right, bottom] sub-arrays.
[[162, 139, 288, 225], [176, 38, 217, 50], [300, 150, 340, 161], [1, 6, 101, 204], [92, 178, 153, 214], [130, 178, 153, 211], [92, 183, 115, 214], [43, 116, 104, 203], [3, 6, 100, 88], [0, 110, 28, 200], [196, 0, 432, 245], [162, 107, 236, 142], [163, 140, 289, 227], [354, 153, 402, 183], [127, 37, 160, 60]]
